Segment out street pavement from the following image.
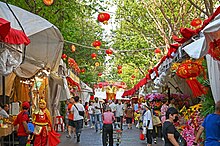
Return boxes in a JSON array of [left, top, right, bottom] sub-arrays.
[[58, 125, 164, 146]]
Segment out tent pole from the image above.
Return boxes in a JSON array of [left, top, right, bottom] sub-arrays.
[[2, 75, 6, 104]]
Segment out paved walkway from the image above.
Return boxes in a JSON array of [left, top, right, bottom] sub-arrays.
[[58, 125, 164, 146]]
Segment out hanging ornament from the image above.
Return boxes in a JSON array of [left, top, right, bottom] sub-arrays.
[[98, 72, 102, 77], [117, 65, 122, 70], [98, 83, 103, 88], [97, 13, 110, 25], [106, 49, 113, 56], [81, 68, 86, 74], [176, 60, 206, 97], [43, 0, 54, 6], [190, 18, 202, 27], [208, 39, 220, 61], [118, 69, 122, 74], [154, 48, 161, 54], [68, 58, 76, 67], [71, 45, 76, 52], [92, 40, 101, 49], [91, 53, 97, 59], [95, 62, 100, 67], [131, 75, 135, 80], [61, 54, 67, 60]]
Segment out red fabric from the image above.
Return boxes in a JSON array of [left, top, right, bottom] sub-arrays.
[[2, 28, 30, 45], [208, 39, 220, 61], [0, 18, 10, 39], [13, 110, 29, 136], [34, 126, 47, 146], [47, 130, 61, 146], [66, 77, 81, 91], [173, 6, 220, 44], [186, 79, 206, 97], [35, 113, 49, 124]]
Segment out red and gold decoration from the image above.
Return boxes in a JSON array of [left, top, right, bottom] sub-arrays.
[[106, 48, 113, 56], [68, 58, 80, 73], [95, 62, 100, 67], [190, 18, 202, 28], [98, 72, 102, 77], [43, 0, 54, 6], [208, 39, 220, 61], [176, 60, 207, 97], [92, 40, 101, 49], [61, 54, 67, 60], [154, 48, 161, 54], [117, 65, 122, 70], [71, 45, 76, 52], [81, 68, 86, 74], [91, 53, 97, 59], [97, 13, 110, 25]]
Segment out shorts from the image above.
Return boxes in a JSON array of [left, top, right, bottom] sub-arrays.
[[68, 119, 75, 127], [126, 118, 132, 124]]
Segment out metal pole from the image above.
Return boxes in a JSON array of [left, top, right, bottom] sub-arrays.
[[2, 75, 6, 104]]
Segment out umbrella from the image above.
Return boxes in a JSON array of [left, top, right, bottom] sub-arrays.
[[0, 2, 64, 78]]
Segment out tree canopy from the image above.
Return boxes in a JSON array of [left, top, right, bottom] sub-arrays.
[[6, 0, 219, 88]]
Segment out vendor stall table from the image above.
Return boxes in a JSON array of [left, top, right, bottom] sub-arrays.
[[0, 124, 15, 146]]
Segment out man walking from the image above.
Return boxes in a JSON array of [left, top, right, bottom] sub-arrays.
[[115, 100, 124, 130], [72, 96, 85, 143], [93, 97, 103, 132]]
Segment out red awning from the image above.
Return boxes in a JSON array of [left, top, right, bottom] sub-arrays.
[[66, 76, 81, 91], [0, 18, 30, 45]]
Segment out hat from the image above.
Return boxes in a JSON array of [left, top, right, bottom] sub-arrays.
[[142, 103, 150, 109], [22, 101, 30, 109]]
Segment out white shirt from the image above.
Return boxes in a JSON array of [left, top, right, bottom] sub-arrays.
[[88, 105, 94, 114], [93, 102, 102, 114], [71, 103, 85, 121], [115, 103, 124, 117], [0, 108, 9, 118], [143, 109, 153, 130], [109, 102, 117, 112]]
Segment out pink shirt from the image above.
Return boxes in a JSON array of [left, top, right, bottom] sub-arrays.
[[103, 111, 115, 124]]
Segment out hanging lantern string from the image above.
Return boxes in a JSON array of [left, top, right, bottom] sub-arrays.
[[64, 40, 165, 52]]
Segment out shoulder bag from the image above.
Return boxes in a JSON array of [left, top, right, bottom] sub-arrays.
[[74, 104, 85, 117]]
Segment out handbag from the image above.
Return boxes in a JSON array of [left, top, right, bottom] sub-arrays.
[[178, 135, 187, 146], [153, 115, 161, 126], [139, 133, 145, 140]]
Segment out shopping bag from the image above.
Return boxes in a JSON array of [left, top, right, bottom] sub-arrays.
[[142, 127, 147, 134], [153, 115, 161, 126], [139, 133, 145, 140]]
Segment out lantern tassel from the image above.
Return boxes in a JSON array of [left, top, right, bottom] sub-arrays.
[[103, 21, 108, 25], [186, 78, 207, 97]]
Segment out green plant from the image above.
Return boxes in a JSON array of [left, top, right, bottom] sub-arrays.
[[200, 91, 215, 117]]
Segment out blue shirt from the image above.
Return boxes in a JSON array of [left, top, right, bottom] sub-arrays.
[[202, 114, 220, 146]]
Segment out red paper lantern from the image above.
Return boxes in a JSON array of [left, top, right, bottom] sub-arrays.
[[92, 40, 101, 49], [61, 54, 67, 60], [81, 68, 86, 74], [98, 13, 110, 25], [91, 53, 97, 59], [176, 61, 206, 97], [154, 48, 161, 54], [118, 69, 122, 74], [98, 72, 102, 77], [71, 45, 76, 52], [190, 18, 202, 27], [43, 0, 53, 6], [208, 39, 220, 61], [68, 58, 76, 66], [117, 65, 122, 70], [106, 49, 113, 56], [131, 75, 135, 79]]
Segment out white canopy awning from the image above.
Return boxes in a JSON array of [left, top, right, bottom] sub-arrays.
[[0, 2, 63, 78]]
